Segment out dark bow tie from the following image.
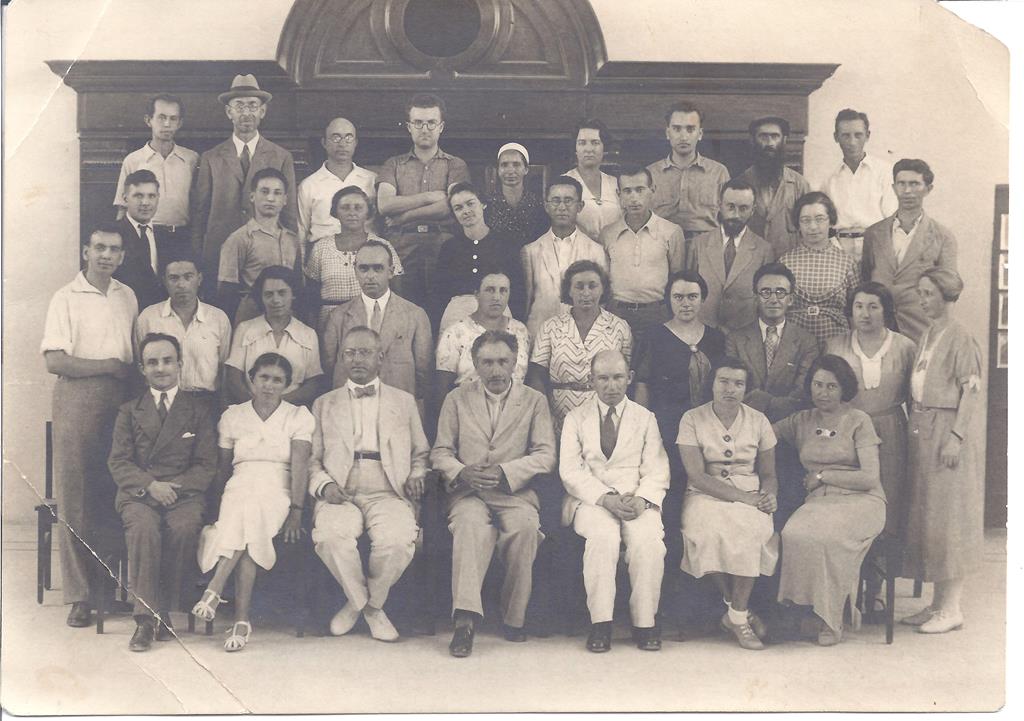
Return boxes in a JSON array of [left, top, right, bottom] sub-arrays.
[[352, 385, 376, 398]]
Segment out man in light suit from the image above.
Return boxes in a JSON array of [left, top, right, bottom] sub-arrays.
[[192, 74, 297, 301], [521, 176, 607, 337], [115, 169, 178, 311], [108, 333, 218, 651], [309, 326, 429, 642], [693, 178, 774, 333], [431, 330, 557, 657], [560, 350, 669, 653], [861, 158, 958, 342], [323, 241, 433, 406]]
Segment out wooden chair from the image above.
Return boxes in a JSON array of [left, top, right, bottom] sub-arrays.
[[856, 531, 899, 644], [35, 422, 57, 604]]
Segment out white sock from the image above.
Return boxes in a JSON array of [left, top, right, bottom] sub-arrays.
[[727, 605, 748, 625]]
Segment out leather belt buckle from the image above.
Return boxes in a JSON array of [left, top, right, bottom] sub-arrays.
[[416, 225, 430, 233], [807, 305, 820, 316]]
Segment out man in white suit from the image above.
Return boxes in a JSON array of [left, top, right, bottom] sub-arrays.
[[560, 350, 669, 653], [309, 326, 430, 642], [431, 330, 557, 657]]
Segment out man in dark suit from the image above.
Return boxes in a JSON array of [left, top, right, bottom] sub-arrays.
[[108, 332, 218, 651], [114, 169, 177, 310], [192, 74, 297, 301]]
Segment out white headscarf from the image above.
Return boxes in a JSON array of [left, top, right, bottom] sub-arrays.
[[496, 142, 530, 165]]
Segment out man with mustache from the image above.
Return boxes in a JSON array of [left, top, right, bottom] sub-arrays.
[[737, 117, 811, 260]]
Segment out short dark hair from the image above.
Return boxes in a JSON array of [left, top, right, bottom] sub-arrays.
[[447, 181, 484, 206], [664, 270, 709, 308], [329, 186, 373, 220], [834, 108, 870, 134], [664, 101, 705, 127], [159, 250, 202, 278], [251, 167, 288, 192], [357, 239, 396, 268], [806, 354, 860, 403], [615, 163, 653, 188], [147, 93, 185, 119], [124, 169, 159, 191], [546, 175, 583, 201], [920, 267, 964, 302], [752, 262, 796, 293], [561, 259, 612, 306], [846, 281, 899, 331], [251, 266, 299, 314], [893, 158, 934, 186], [475, 268, 512, 293], [720, 177, 756, 199], [84, 221, 125, 247], [407, 93, 446, 122], [248, 352, 293, 387], [573, 117, 612, 147], [791, 191, 838, 229], [705, 355, 753, 405], [139, 332, 181, 362], [342, 325, 382, 350], [749, 116, 791, 138], [471, 329, 518, 361]]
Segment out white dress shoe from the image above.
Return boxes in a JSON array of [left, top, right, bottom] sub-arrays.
[[900, 606, 935, 626], [363, 607, 399, 642], [918, 609, 964, 634], [329, 602, 362, 636]]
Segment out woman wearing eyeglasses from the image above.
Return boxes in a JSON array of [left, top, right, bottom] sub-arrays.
[[484, 143, 550, 250], [779, 192, 860, 346], [772, 354, 885, 646], [565, 119, 622, 241]]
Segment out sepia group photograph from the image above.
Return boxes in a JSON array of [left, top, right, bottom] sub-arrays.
[[1, 0, 1017, 714]]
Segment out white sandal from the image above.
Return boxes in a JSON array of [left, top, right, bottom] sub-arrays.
[[191, 589, 223, 622], [224, 621, 252, 652]]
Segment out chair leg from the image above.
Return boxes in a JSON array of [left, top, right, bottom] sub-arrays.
[[205, 620, 213, 636], [187, 613, 196, 633], [36, 506, 47, 605], [96, 578, 108, 635], [913, 579, 923, 598]]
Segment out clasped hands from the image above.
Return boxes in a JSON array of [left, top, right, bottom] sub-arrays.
[[147, 480, 181, 506], [599, 491, 648, 521], [742, 490, 777, 514], [456, 463, 507, 494]]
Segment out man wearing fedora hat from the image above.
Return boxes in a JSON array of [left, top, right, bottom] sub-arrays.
[[192, 74, 297, 302]]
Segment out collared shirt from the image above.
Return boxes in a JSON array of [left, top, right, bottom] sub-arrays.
[[601, 213, 686, 303], [648, 153, 731, 232], [892, 213, 923, 265], [377, 148, 470, 230], [218, 218, 302, 288], [231, 133, 260, 159], [758, 318, 787, 343], [136, 299, 232, 392], [113, 142, 199, 226], [40, 272, 137, 363], [721, 225, 748, 251], [226, 315, 323, 395], [549, 228, 580, 270], [483, 380, 513, 432], [149, 385, 179, 412], [345, 377, 381, 452], [565, 168, 622, 241], [361, 288, 391, 324], [822, 154, 898, 231], [595, 396, 626, 432], [127, 215, 160, 274], [296, 162, 378, 243]]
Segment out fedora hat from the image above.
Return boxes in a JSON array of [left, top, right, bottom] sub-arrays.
[[218, 74, 273, 105]]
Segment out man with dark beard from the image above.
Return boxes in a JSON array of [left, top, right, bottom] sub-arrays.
[[737, 117, 810, 260]]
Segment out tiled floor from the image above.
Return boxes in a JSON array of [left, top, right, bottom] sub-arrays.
[[0, 522, 1006, 714]]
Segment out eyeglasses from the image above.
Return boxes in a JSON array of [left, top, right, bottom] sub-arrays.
[[798, 215, 831, 227], [326, 133, 356, 145], [545, 198, 579, 207], [342, 348, 377, 359], [757, 288, 791, 299], [229, 101, 262, 113], [407, 120, 441, 130]]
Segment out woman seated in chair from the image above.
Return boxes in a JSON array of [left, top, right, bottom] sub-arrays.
[[192, 352, 313, 651], [676, 356, 779, 651], [773, 354, 885, 646]]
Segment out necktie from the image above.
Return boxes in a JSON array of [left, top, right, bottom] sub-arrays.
[[139, 224, 157, 274], [157, 392, 168, 424], [723, 235, 737, 277], [764, 325, 780, 369], [240, 144, 251, 179], [353, 385, 376, 398], [371, 301, 382, 332], [600, 406, 617, 459]]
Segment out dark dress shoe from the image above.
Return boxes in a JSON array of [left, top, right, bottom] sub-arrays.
[[633, 626, 662, 651], [449, 624, 475, 658], [586, 622, 612, 653], [129, 621, 155, 652], [66, 602, 92, 628], [502, 624, 527, 642], [156, 615, 175, 642]]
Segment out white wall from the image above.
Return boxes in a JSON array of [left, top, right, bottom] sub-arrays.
[[2, 0, 1008, 522]]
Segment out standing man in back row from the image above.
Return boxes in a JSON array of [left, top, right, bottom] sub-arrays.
[[376, 93, 470, 309]]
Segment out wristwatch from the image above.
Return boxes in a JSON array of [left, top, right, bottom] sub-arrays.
[[815, 471, 824, 485]]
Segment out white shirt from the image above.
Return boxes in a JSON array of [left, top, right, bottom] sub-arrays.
[[345, 377, 381, 452], [232, 133, 260, 159], [758, 318, 787, 343], [549, 228, 579, 270], [483, 380, 513, 432], [149, 385, 179, 413], [721, 225, 748, 251], [136, 299, 233, 392], [892, 213, 923, 265], [361, 288, 391, 325], [822, 154, 898, 231], [595, 397, 626, 432], [296, 162, 378, 243], [113, 143, 199, 226], [127, 214, 160, 274], [40, 272, 138, 363]]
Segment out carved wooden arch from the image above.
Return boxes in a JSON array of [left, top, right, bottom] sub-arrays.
[[276, 0, 607, 89]]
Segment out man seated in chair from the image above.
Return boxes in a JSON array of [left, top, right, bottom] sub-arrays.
[[308, 326, 430, 642], [559, 350, 670, 653], [108, 332, 218, 651], [431, 330, 557, 657]]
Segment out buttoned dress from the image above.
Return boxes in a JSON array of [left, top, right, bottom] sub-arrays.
[[432, 227, 525, 329], [225, 316, 323, 396], [565, 168, 622, 241]]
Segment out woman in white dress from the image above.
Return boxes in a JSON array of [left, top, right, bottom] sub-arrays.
[[565, 118, 621, 241], [676, 356, 779, 650], [192, 352, 313, 652]]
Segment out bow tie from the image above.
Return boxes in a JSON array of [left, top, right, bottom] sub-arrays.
[[352, 385, 376, 398]]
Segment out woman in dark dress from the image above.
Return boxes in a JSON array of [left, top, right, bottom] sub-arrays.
[[484, 142, 549, 250]]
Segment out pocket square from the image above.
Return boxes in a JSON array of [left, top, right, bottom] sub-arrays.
[[181, 432, 196, 439]]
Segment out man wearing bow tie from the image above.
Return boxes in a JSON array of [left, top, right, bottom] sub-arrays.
[[108, 332, 218, 651], [309, 326, 430, 642]]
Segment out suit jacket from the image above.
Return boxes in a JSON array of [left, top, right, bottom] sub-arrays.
[[693, 227, 773, 333], [323, 293, 433, 398], [737, 166, 810, 260], [861, 212, 958, 342], [191, 136, 297, 276], [112, 217, 179, 310], [108, 390, 218, 511], [559, 397, 669, 526], [308, 382, 429, 503], [725, 320, 820, 422], [431, 380, 557, 504], [521, 229, 607, 338]]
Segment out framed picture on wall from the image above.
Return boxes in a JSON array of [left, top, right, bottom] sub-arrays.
[[1001, 214, 1009, 250], [999, 253, 1009, 290], [998, 291, 1009, 329], [997, 331, 1009, 369]]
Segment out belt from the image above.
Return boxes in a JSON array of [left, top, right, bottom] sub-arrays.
[[354, 451, 382, 461], [836, 230, 864, 238], [400, 224, 442, 234], [550, 381, 592, 391], [611, 299, 662, 311], [321, 299, 350, 306], [153, 223, 185, 233], [683, 229, 709, 240], [910, 401, 941, 413], [805, 304, 821, 316]]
